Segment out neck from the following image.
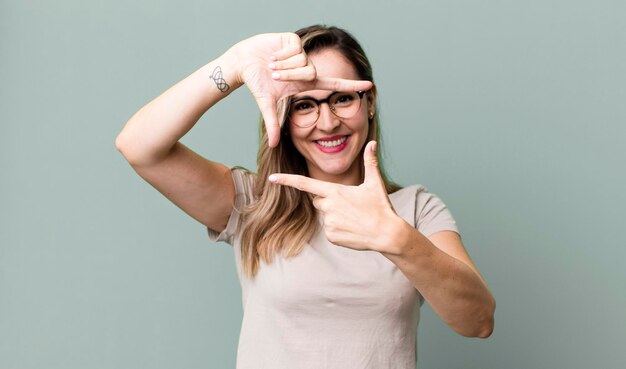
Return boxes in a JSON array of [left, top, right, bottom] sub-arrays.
[[307, 159, 363, 186]]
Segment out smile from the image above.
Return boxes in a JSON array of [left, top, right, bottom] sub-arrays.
[[314, 135, 350, 153], [316, 136, 348, 147]]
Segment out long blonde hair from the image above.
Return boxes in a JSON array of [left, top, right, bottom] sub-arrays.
[[238, 25, 401, 278]]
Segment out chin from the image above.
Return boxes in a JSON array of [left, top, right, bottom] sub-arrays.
[[318, 164, 350, 176], [299, 139, 365, 181], [311, 157, 359, 178]]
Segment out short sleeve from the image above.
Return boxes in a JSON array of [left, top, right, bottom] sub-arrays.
[[414, 186, 460, 239], [206, 168, 256, 245]]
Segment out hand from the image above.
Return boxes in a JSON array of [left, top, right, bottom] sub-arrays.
[[230, 33, 373, 148], [268, 141, 403, 252]]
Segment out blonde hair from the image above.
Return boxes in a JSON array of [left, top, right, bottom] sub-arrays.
[[238, 25, 401, 278]]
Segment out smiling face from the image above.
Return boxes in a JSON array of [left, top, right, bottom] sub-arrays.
[[288, 48, 375, 186]]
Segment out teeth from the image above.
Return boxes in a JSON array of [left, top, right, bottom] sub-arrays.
[[316, 136, 347, 148]]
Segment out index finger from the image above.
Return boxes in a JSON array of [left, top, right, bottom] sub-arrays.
[[312, 77, 373, 92], [268, 173, 336, 197]]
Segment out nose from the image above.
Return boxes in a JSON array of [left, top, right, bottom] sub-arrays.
[[315, 102, 341, 132]]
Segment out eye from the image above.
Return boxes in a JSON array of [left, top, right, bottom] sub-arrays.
[[333, 93, 356, 106], [291, 99, 316, 114]]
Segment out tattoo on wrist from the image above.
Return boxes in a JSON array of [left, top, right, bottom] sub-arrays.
[[209, 66, 230, 92]]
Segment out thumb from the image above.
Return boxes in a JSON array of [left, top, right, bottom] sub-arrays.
[[363, 141, 384, 187], [256, 96, 280, 148]]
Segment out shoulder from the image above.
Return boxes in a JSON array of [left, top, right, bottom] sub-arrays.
[[390, 183, 447, 206], [232, 166, 256, 181], [389, 184, 427, 199], [388, 184, 426, 212], [387, 184, 425, 225], [230, 166, 257, 203], [390, 184, 459, 237], [206, 167, 257, 245]]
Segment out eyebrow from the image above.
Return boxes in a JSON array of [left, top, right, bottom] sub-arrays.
[[292, 92, 335, 101]]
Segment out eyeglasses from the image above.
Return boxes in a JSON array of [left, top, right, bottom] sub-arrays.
[[288, 91, 368, 128]]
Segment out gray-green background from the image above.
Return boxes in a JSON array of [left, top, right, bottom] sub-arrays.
[[1, 0, 624, 368]]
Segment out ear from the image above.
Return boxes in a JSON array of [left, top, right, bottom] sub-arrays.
[[366, 84, 377, 117]]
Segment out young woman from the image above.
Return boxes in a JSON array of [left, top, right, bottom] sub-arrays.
[[116, 25, 495, 369]]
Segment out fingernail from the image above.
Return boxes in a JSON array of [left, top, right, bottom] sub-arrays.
[[270, 55, 277, 61], [268, 174, 278, 182], [268, 62, 276, 69], [271, 72, 280, 79], [371, 141, 377, 152]]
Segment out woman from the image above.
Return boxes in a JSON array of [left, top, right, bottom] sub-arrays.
[[116, 25, 495, 369]]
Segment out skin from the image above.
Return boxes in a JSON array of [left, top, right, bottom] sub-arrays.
[[117, 30, 495, 337], [233, 33, 374, 148], [267, 42, 496, 338], [287, 48, 374, 186]]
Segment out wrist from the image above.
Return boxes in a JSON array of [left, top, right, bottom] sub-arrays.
[[222, 43, 246, 87], [202, 47, 244, 91], [376, 215, 413, 256]]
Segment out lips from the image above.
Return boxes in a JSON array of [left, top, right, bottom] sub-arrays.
[[315, 135, 348, 148], [314, 135, 350, 153]]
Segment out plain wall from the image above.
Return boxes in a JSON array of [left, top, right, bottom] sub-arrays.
[[1, 1, 624, 368]]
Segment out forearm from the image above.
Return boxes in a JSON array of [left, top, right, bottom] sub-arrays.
[[380, 219, 495, 338], [115, 48, 243, 166]]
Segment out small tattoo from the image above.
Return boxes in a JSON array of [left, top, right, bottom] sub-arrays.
[[209, 66, 230, 92]]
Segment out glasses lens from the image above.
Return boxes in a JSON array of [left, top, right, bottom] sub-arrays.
[[288, 91, 366, 127], [289, 98, 318, 127], [330, 92, 361, 118]]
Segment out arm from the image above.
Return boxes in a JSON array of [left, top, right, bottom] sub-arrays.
[[380, 224, 496, 338], [115, 33, 373, 232], [115, 50, 243, 233], [115, 52, 242, 166], [268, 141, 495, 337]]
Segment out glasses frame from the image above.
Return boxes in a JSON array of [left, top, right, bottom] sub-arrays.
[[288, 90, 368, 128]]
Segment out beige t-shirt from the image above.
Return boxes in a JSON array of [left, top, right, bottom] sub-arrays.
[[207, 168, 460, 369]]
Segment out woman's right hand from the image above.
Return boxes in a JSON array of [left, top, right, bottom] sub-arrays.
[[228, 33, 373, 148]]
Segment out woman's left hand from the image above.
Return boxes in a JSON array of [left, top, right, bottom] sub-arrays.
[[268, 141, 403, 253]]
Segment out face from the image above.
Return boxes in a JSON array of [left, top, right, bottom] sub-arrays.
[[288, 48, 375, 186]]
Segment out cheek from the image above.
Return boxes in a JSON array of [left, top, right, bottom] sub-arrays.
[[353, 116, 370, 138], [287, 127, 312, 153]]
